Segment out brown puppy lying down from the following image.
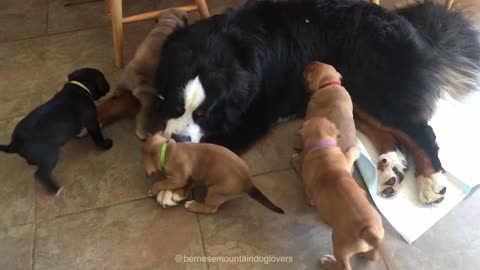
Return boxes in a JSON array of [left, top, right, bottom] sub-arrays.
[[302, 61, 356, 152], [293, 117, 384, 270], [143, 131, 284, 214], [97, 92, 141, 127], [103, 9, 188, 139]]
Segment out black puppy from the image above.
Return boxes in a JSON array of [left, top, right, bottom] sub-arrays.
[[0, 68, 113, 194]]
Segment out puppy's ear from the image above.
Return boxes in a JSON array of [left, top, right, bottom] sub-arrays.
[[67, 69, 82, 81]]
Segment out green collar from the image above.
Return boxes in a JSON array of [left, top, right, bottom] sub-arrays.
[[160, 143, 168, 169], [69, 81, 91, 95]]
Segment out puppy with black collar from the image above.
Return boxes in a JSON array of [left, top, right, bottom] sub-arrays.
[[0, 68, 112, 195]]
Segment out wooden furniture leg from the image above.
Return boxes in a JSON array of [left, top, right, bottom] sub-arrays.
[[195, 0, 211, 18], [104, 0, 111, 15], [110, 0, 124, 67], [445, 0, 454, 9], [64, 0, 100, 5]]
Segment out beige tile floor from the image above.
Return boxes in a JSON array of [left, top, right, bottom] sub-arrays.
[[0, 0, 479, 269]]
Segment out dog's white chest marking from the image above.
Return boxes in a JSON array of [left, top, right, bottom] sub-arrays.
[[164, 76, 205, 142]]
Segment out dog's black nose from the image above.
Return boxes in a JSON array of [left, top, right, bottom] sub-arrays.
[[171, 133, 191, 142]]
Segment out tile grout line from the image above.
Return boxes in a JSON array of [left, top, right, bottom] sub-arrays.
[[0, 25, 111, 47], [195, 213, 210, 270], [48, 196, 149, 221], [45, 0, 49, 37]]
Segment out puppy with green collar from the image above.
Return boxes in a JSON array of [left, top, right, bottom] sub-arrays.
[[143, 131, 284, 214]]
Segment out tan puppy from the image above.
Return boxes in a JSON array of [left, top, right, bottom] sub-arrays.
[[292, 117, 384, 270], [143, 131, 284, 214], [303, 62, 356, 152], [111, 9, 188, 140]]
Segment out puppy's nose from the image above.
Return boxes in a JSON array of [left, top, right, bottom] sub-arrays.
[[171, 133, 191, 142]]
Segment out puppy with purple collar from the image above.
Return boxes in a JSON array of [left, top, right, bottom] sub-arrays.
[[293, 117, 384, 270]]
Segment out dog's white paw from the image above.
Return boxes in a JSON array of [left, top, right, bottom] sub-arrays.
[[417, 173, 447, 205], [320, 254, 337, 269], [156, 190, 176, 208], [184, 200, 193, 209], [76, 128, 87, 138], [377, 149, 408, 198]]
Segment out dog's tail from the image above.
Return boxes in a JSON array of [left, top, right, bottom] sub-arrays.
[[361, 226, 395, 270], [396, 1, 480, 99], [0, 142, 17, 153], [247, 186, 284, 214]]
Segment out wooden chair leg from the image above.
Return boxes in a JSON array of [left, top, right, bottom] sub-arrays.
[[104, 0, 111, 15], [194, 0, 210, 18], [110, 0, 124, 67], [445, 0, 454, 9], [371, 0, 380, 4]]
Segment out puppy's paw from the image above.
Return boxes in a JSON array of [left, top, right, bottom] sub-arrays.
[[148, 189, 153, 197], [155, 190, 185, 208], [320, 254, 337, 270], [417, 173, 447, 205], [136, 129, 151, 141], [100, 139, 113, 150], [377, 149, 408, 198], [184, 200, 193, 209], [76, 128, 87, 138]]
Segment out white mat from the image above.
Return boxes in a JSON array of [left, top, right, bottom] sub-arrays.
[[355, 92, 480, 244]]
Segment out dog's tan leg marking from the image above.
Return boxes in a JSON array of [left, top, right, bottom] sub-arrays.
[[355, 119, 405, 198], [134, 91, 155, 140]]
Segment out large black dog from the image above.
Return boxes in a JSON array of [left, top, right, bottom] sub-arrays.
[[0, 68, 113, 194], [153, 0, 480, 205]]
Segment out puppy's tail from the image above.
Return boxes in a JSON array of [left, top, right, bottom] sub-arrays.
[[0, 143, 17, 153], [247, 186, 284, 214]]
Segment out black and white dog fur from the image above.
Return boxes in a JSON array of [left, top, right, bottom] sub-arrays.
[[154, 0, 480, 206], [0, 68, 112, 194]]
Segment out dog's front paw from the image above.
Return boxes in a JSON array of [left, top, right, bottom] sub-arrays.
[[320, 254, 337, 270], [184, 200, 193, 209], [417, 173, 447, 205], [76, 128, 88, 138], [156, 190, 186, 208], [100, 139, 113, 150], [377, 149, 408, 198]]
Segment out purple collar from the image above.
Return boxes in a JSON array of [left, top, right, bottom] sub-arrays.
[[304, 141, 336, 155]]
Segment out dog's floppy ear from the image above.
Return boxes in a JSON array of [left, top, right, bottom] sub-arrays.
[[67, 69, 82, 81]]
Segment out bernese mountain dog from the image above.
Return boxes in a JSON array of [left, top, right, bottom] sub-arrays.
[[153, 0, 480, 205]]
